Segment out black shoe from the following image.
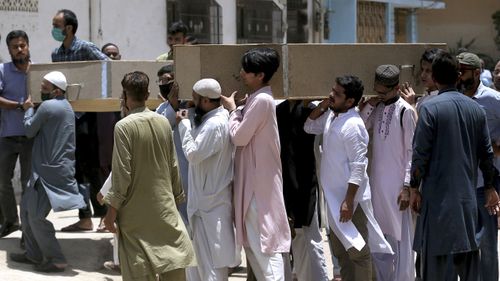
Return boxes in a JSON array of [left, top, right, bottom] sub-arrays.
[[10, 252, 36, 264], [0, 222, 20, 238], [34, 261, 66, 273], [19, 234, 25, 250]]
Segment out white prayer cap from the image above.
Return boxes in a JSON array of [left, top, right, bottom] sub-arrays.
[[43, 71, 67, 91], [193, 78, 221, 99]]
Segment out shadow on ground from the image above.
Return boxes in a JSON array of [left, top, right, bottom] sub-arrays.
[[0, 236, 118, 277]]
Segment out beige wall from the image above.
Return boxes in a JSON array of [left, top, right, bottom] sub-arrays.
[[418, 0, 500, 65]]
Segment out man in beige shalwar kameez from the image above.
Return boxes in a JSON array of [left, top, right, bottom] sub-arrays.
[[103, 71, 195, 281]]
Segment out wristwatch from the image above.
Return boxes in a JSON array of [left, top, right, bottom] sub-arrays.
[[16, 102, 24, 110]]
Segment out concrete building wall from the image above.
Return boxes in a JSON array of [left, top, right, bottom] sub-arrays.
[[216, 0, 237, 43], [0, 0, 167, 63], [418, 0, 500, 60]]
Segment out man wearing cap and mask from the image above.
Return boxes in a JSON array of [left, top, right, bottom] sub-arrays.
[[9, 71, 86, 272], [457, 52, 500, 281], [177, 78, 235, 281], [359, 65, 417, 281]]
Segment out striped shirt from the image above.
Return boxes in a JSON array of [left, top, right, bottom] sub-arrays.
[[52, 37, 109, 62]]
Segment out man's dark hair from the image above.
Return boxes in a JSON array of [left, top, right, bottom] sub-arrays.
[[241, 47, 280, 83], [432, 52, 460, 86], [6, 30, 29, 46], [336, 75, 364, 108], [421, 48, 445, 64], [57, 9, 78, 34], [101, 42, 119, 53], [157, 64, 173, 77], [121, 71, 149, 102], [168, 21, 188, 36]]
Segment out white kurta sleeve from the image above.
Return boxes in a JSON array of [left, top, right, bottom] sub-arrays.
[[342, 122, 369, 186], [179, 118, 224, 165], [359, 104, 376, 130], [304, 111, 330, 135], [100, 172, 112, 196]]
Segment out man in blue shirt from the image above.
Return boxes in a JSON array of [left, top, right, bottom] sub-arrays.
[[0, 30, 33, 238], [51, 9, 110, 232], [410, 52, 500, 281], [457, 51, 500, 281]]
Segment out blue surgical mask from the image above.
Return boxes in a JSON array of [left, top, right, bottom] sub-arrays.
[[51, 27, 65, 42]]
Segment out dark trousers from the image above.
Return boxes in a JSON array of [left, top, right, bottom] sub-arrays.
[[330, 206, 372, 281], [476, 187, 498, 281], [0, 136, 32, 225], [422, 250, 479, 281], [75, 112, 116, 219], [77, 166, 108, 219]]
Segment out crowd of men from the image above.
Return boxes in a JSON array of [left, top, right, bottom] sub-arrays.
[[1, 7, 500, 281]]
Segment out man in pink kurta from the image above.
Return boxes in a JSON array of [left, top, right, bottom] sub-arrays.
[[222, 47, 291, 280]]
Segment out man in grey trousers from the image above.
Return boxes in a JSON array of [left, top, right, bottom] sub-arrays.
[[9, 71, 86, 272]]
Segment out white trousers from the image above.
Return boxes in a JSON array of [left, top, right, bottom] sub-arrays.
[[291, 208, 329, 281], [186, 215, 228, 281], [245, 197, 286, 281], [112, 233, 119, 265], [372, 210, 415, 281]]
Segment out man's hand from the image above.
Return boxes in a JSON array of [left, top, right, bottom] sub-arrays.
[[23, 96, 33, 111], [397, 187, 410, 211], [399, 82, 417, 107], [339, 197, 354, 223], [176, 109, 189, 124], [221, 91, 237, 112], [96, 192, 104, 205], [103, 207, 117, 233], [485, 187, 500, 216], [409, 188, 422, 214], [167, 81, 180, 111], [236, 94, 248, 107], [358, 96, 380, 111]]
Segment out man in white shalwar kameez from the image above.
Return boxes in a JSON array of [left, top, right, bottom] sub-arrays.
[[360, 65, 417, 281], [304, 75, 393, 281], [177, 78, 235, 281]]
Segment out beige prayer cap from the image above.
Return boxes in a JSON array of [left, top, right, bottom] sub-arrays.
[[193, 78, 221, 99], [374, 64, 400, 87], [43, 71, 67, 91]]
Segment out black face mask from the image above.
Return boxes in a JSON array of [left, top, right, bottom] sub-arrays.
[[159, 81, 174, 99]]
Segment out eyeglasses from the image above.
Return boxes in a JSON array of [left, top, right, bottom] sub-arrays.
[[459, 67, 475, 74], [374, 86, 395, 96]]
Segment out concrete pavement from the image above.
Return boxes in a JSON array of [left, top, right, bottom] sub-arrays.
[[0, 209, 335, 280]]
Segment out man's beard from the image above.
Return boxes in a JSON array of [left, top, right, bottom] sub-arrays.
[[11, 53, 30, 65], [458, 77, 475, 92], [193, 106, 206, 127]]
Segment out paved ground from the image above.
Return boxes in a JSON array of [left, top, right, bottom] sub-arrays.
[[0, 167, 497, 280], [0, 209, 334, 281]]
